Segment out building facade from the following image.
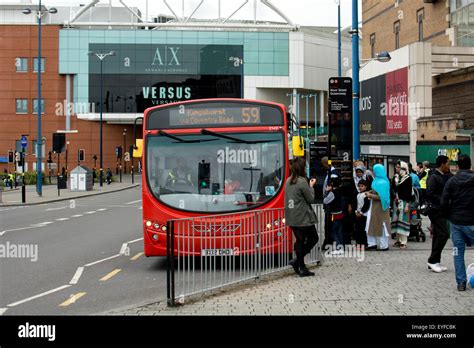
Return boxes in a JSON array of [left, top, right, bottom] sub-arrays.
[[359, 0, 474, 171], [0, 1, 352, 174]]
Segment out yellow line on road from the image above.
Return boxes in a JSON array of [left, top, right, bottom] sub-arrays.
[[99, 269, 121, 281], [59, 292, 87, 307], [130, 252, 144, 261]]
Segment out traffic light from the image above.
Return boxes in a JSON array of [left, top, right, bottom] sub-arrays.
[[78, 149, 85, 162], [47, 151, 52, 163], [8, 150, 14, 163], [15, 152, 21, 163], [198, 160, 210, 189], [116, 146, 122, 159]]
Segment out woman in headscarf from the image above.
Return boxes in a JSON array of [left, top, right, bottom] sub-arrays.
[[391, 160, 413, 249], [365, 164, 391, 251]]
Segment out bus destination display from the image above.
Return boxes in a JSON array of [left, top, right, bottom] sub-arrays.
[[146, 101, 284, 129], [169, 106, 260, 126]]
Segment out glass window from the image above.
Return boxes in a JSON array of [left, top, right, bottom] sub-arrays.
[[146, 132, 285, 213], [417, 9, 424, 41], [33, 58, 45, 73], [16, 99, 28, 114], [394, 21, 401, 49], [370, 33, 376, 58], [15, 58, 28, 72], [33, 99, 45, 114]]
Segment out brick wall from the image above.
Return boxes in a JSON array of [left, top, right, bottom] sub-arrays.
[[362, 0, 451, 59]]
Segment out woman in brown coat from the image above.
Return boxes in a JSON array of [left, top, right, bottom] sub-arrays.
[[365, 164, 391, 251]]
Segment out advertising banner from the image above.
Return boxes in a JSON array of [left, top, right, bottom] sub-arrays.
[[360, 67, 408, 135]]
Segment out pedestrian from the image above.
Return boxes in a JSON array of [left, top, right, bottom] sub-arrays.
[[284, 157, 318, 277], [8, 172, 14, 189], [365, 164, 391, 251], [409, 163, 421, 189], [426, 155, 453, 273], [418, 160, 430, 205], [138, 160, 142, 174], [348, 163, 373, 244], [354, 179, 370, 248], [106, 168, 113, 185], [321, 156, 340, 248], [391, 161, 413, 249], [324, 174, 345, 255], [440, 154, 474, 291]]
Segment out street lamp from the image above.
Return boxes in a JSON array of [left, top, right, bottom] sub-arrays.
[[334, 0, 341, 77], [87, 50, 116, 187], [22, 1, 57, 197]]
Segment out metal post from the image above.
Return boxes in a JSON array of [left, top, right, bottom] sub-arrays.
[[99, 58, 103, 186], [22, 147, 26, 203], [36, 0, 43, 197], [352, 0, 360, 160], [123, 130, 127, 174], [338, 1, 342, 77], [57, 152, 60, 197]]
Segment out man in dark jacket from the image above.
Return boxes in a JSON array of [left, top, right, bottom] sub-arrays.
[[441, 154, 474, 291], [426, 155, 452, 273]]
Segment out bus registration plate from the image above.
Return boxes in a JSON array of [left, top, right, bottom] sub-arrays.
[[201, 248, 235, 257]]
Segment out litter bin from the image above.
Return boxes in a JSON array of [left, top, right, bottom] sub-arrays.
[[58, 175, 67, 189]]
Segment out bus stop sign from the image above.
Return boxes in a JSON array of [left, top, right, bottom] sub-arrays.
[[21, 136, 28, 148], [328, 77, 353, 185]]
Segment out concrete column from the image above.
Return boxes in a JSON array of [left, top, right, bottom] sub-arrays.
[[319, 91, 325, 129]]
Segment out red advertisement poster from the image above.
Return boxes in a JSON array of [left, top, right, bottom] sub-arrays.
[[385, 67, 408, 134]]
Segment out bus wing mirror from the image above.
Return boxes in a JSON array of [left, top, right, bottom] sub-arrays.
[[133, 139, 143, 158], [292, 136, 305, 157]]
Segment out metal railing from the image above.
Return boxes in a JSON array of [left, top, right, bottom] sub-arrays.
[[166, 205, 324, 306]]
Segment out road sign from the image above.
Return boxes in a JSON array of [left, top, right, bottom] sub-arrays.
[[124, 152, 130, 162], [21, 136, 28, 148], [328, 77, 353, 185]]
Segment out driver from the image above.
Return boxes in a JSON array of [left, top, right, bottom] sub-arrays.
[[166, 157, 193, 186]]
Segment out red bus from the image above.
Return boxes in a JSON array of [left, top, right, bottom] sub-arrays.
[[141, 98, 289, 257]]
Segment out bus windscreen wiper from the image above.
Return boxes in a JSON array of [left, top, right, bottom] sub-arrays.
[[158, 130, 216, 143], [200, 129, 276, 144]]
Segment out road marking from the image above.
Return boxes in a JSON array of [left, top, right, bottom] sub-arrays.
[[59, 292, 87, 307], [69, 267, 84, 285], [45, 206, 68, 211], [119, 243, 128, 254], [7, 285, 71, 307], [127, 237, 144, 244], [125, 199, 141, 205], [0, 308, 7, 315], [84, 254, 121, 267], [84, 211, 96, 214], [96, 208, 107, 212], [130, 252, 144, 261], [0, 226, 35, 236], [56, 217, 70, 222], [71, 214, 83, 218], [99, 269, 121, 281]]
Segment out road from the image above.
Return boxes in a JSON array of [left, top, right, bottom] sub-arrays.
[[0, 186, 168, 315]]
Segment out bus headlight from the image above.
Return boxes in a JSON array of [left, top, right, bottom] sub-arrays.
[[266, 223, 272, 230], [152, 234, 159, 241], [282, 218, 286, 225], [145, 220, 152, 227], [161, 225, 167, 231], [153, 223, 160, 229]]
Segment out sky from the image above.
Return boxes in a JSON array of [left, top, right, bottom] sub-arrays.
[[40, 0, 362, 28]]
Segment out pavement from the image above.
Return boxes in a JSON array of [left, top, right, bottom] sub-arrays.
[[112, 218, 474, 316], [0, 174, 141, 206]]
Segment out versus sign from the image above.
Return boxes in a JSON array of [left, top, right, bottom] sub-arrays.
[[88, 44, 244, 112], [360, 67, 408, 135]]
